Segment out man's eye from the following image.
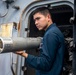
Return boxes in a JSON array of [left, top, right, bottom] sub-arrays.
[[34, 17, 40, 22], [36, 17, 40, 20]]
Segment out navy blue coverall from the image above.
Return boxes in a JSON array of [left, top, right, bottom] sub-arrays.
[[26, 23, 65, 75]]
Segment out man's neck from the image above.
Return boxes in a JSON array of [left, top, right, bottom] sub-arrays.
[[44, 21, 53, 31]]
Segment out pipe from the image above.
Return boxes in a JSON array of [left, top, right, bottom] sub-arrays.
[[0, 37, 42, 53]]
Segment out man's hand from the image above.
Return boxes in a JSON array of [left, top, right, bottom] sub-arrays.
[[15, 51, 24, 55], [14, 51, 28, 58]]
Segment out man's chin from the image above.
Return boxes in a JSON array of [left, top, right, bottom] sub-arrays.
[[38, 28, 42, 31]]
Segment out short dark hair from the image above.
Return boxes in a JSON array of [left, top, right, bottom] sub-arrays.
[[32, 7, 51, 16]]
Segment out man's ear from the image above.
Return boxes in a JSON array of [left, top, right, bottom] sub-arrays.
[[47, 14, 51, 22], [47, 14, 51, 19]]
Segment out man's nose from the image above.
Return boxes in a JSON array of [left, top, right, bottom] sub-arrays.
[[35, 20, 38, 25]]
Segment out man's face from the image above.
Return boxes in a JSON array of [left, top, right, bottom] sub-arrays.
[[33, 12, 49, 30]]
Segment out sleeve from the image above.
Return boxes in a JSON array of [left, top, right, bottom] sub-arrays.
[[26, 32, 60, 71]]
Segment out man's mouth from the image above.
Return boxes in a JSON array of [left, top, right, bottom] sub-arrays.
[[36, 25, 40, 28]]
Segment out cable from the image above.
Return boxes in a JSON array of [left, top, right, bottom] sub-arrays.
[[0, 1, 8, 18], [10, 53, 16, 75]]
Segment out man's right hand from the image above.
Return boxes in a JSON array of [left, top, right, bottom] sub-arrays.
[[14, 51, 28, 58]]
